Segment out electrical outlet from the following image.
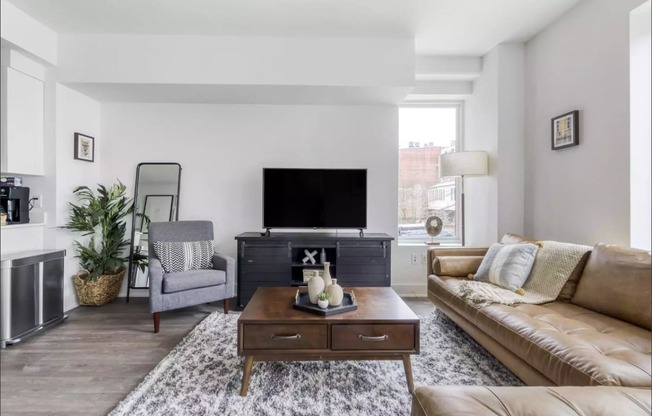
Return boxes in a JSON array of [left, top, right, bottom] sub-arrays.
[[35, 195, 43, 208], [421, 253, 427, 264], [411, 253, 418, 265]]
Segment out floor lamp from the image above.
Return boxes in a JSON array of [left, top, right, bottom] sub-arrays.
[[439, 151, 488, 246]]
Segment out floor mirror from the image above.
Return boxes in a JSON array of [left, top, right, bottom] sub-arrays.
[[127, 163, 182, 301]]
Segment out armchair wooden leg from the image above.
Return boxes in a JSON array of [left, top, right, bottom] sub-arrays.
[[153, 312, 160, 333], [223, 298, 229, 314]]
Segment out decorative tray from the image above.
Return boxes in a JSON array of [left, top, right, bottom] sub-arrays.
[[292, 290, 358, 316]]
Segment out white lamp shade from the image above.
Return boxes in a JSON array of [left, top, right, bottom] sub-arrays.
[[439, 151, 488, 177]]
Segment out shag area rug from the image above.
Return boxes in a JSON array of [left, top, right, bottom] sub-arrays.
[[110, 310, 522, 416]]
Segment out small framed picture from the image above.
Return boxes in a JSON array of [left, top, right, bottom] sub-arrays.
[[74, 133, 95, 162], [551, 110, 579, 150]]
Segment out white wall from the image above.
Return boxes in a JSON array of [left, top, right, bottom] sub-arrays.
[[463, 43, 525, 246], [630, 1, 651, 251], [100, 103, 400, 295], [524, 0, 647, 246], [51, 84, 102, 311]]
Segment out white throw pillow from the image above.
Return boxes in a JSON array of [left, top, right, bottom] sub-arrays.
[[473, 243, 539, 294]]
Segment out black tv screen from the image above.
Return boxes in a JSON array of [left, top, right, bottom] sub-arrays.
[[263, 168, 367, 229]]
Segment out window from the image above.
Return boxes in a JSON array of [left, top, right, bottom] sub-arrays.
[[398, 104, 462, 243]]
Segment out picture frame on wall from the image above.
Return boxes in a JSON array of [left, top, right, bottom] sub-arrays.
[[551, 110, 579, 150], [74, 132, 95, 162]]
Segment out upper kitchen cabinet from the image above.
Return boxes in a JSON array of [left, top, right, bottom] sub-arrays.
[[1, 53, 45, 176]]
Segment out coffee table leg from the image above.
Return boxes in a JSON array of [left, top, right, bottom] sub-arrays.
[[240, 356, 254, 396], [402, 354, 414, 394]]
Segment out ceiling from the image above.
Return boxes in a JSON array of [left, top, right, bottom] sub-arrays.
[[8, 0, 581, 55]]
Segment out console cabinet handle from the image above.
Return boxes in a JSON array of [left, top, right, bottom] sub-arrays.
[[271, 334, 302, 340], [358, 334, 388, 342]]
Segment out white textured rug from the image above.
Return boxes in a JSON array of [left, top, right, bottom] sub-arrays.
[[110, 310, 522, 416]]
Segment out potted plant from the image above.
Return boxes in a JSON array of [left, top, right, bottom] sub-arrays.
[[317, 292, 329, 309], [63, 182, 146, 306]]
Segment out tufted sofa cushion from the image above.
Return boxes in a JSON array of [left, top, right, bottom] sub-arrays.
[[411, 385, 652, 416], [572, 243, 652, 329], [428, 274, 652, 387]]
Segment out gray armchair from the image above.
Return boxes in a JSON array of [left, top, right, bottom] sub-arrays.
[[148, 221, 235, 333]]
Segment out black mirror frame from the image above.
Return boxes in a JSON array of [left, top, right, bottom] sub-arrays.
[[126, 162, 182, 301]]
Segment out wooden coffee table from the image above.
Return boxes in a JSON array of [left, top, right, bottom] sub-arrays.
[[237, 287, 420, 396]]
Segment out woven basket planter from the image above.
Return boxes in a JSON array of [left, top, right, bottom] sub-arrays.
[[73, 267, 126, 306]]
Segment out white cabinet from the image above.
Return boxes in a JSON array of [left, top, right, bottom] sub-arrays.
[[1, 67, 44, 176]]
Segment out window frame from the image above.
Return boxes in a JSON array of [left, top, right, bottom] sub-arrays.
[[397, 101, 464, 246]]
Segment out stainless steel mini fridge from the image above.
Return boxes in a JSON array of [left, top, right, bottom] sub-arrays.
[[0, 249, 66, 348]]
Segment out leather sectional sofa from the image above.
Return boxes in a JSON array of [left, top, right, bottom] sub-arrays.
[[412, 234, 651, 415]]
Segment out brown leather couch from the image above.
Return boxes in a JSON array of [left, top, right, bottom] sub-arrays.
[[413, 234, 651, 415], [411, 385, 652, 416]]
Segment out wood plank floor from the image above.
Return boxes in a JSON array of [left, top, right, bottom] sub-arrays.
[[0, 296, 434, 415]]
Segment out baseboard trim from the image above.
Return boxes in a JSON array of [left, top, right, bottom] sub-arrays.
[[392, 284, 427, 297]]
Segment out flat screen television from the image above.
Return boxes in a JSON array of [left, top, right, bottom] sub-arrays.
[[263, 168, 367, 229]]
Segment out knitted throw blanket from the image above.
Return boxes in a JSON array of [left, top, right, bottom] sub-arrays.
[[458, 241, 591, 308]]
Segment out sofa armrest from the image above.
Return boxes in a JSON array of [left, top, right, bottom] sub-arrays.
[[148, 257, 164, 313], [433, 256, 484, 277], [427, 247, 488, 276], [213, 252, 236, 298]]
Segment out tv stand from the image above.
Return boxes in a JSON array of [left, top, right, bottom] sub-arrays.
[[264, 228, 271, 237], [359, 229, 364, 238], [234, 232, 393, 308]]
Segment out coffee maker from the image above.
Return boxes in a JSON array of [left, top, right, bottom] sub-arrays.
[[0, 187, 30, 224]]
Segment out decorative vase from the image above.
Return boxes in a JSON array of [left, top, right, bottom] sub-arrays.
[[326, 278, 344, 306], [318, 299, 329, 309], [308, 274, 325, 304], [322, 262, 333, 288], [320, 248, 326, 264]]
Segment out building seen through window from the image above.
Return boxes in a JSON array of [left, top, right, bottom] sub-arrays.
[[398, 106, 460, 242]]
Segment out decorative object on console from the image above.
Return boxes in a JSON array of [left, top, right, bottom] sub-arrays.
[[317, 292, 329, 309], [307, 273, 325, 304], [62, 182, 146, 306], [326, 278, 343, 306], [320, 248, 327, 263], [303, 269, 322, 282], [425, 215, 443, 245], [74, 132, 95, 162], [302, 249, 318, 264], [322, 261, 333, 287], [551, 110, 579, 150], [439, 151, 488, 246]]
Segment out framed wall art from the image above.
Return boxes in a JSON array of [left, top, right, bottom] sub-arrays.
[[74, 132, 95, 162], [551, 110, 579, 150]]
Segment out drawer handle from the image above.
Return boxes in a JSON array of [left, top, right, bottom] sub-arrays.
[[271, 334, 302, 341], [358, 334, 388, 342]]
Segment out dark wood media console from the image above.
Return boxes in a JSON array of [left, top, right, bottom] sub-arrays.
[[234, 232, 394, 308]]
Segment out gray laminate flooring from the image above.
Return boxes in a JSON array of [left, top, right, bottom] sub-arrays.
[[0, 296, 433, 415]]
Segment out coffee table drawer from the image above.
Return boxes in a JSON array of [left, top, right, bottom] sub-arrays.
[[331, 324, 415, 350], [243, 324, 328, 350]]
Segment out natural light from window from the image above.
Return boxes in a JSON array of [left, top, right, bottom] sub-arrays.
[[398, 106, 460, 243]]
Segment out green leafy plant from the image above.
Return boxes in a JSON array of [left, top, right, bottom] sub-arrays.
[[318, 292, 329, 301], [62, 182, 146, 280]]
